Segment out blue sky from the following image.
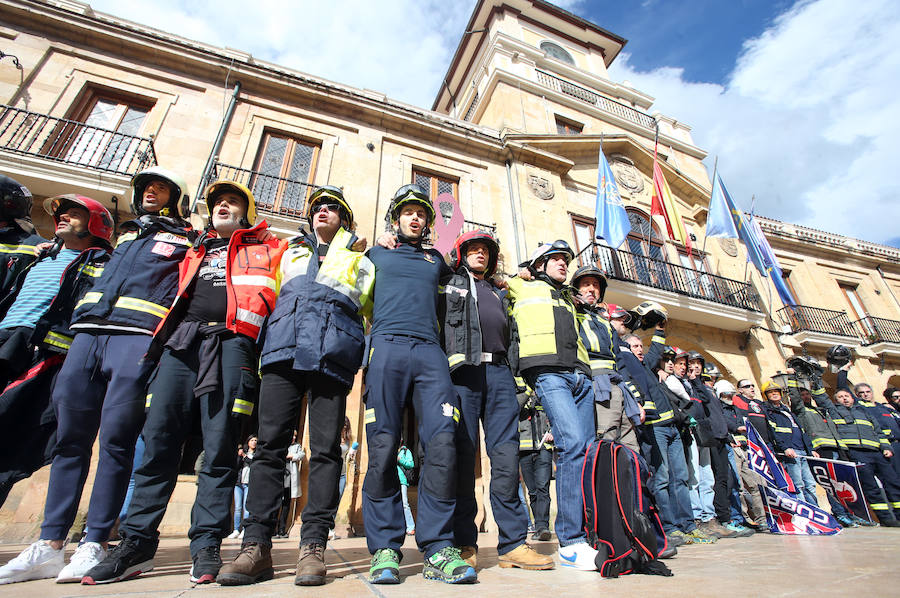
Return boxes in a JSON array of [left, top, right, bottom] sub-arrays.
[[88, 0, 900, 247]]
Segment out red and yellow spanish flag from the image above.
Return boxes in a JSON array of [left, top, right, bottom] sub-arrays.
[[651, 159, 692, 252]]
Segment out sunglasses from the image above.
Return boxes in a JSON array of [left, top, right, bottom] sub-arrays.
[[311, 202, 341, 215], [739, 384, 755, 389]]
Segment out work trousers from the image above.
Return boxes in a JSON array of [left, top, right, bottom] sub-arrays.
[[706, 438, 733, 524], [452, 363, 527, 555], [519, 448, 553, 531], [41, 333, 154, 543], [851, 448, 900, 522], [362, 335, 460, 559], [244, 361, 348, 547], [120, 335, 253, 556]]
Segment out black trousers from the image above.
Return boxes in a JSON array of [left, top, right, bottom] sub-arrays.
[[707, 438, 733, 524], [519, 448, 553, 531], [243, 361, 347, 546]]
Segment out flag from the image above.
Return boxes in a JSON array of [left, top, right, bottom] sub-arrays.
[[594, 144, 629, 249], [745, 419, 797, 493], [746, 214, 797, 306], [651, 160, 689, 248], [805, 456, 871, 522], [760, 485, 842, 535], [706, 173, 740, 239]]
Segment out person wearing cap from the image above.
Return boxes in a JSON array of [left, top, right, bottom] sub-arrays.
[[0, 174, 47, 316], [0, 195, 112, 509], [506, 240, 598, 569], [685, 352, 743, 539], [571, 267, 643, 451], [217, 185, 373, 587], [442, 231, 552, 570], [361, 184, 473, 584], [715, 380, 767, 530], [0, 168, 194, 586], [83, 181, 285, 585], [760, 380, 820, 505]]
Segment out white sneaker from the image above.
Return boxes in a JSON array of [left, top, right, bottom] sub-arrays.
[[558, 542, 599, 571], [226, 530, 240, 539], [0, 540, 65, 584], [56, 542, 106, 583], [237, 529, 244, 539]]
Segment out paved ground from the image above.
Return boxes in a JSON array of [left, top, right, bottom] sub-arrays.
[[2, 527, 899, 598]]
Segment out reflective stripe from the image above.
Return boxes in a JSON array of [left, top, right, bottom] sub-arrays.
[[0, 243, 38, 255], [145, 393, 152, 408], [231, 275, 277, 291], [115, 231, 138, 247], [787, 379, 799, 387], [733, 434, 747, 443], [115, 296, 170, 318], [811, 437, 839, 448], [844, 438, 881, 449], [651, 335, 666, 344], [232, 398, 254, 416], [520, 438, 534, 449], [78, 264, 103, 277], [75, 291, 103, 309], [892, 502, 900, 509], [43, 331, 73, 350], [648, 410, 674, 424], [833, 419, 847, 425], [314, 228, 372, 310], [771, 425, 794, 433], [589, 359, 616, 370], [871, 502, 889, 510], [643, 401, 657, 410], [365, 408, 376, 424], [453, 406, 460, 423], [857, 419, 874, 427], [235, 308, 265, 328], [448, 353, 465, 368]]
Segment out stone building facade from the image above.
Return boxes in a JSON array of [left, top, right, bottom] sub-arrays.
[[1, 0, 898, 541]]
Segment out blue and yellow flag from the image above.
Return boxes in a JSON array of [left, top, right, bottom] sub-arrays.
[[594, 144, 629, 249]]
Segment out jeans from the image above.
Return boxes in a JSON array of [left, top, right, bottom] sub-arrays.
[[519, 448, 553, 531], [727, 447, 744, 522], [119, 435, 146, 521], [401, 484, 415, 532], [782, 451, 818, 505], [642, 424, 695, 533], [243, 362, 348, 546], [685, 440, 716, 521], [233, 483, 249, 531], [525, 369, 593, 547]]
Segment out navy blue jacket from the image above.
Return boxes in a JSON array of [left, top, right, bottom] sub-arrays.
[[615, 332, 676, 427], [764, 402, 814, 455], [0, 226, 47, 319], [261, 230, 369, 388], [71, 216, 194, 334]]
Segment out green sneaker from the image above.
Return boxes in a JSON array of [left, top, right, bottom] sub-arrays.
[[669, 530, 693, 545], [423, 547, 476, 584], [687, 528, 717, 544], [369, 548, 401, 584]]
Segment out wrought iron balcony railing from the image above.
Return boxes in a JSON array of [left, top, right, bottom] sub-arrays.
[[0, 104, 156, 175], [208, 162, 315, 218], [535, 70, 656, 130], [777, 305, 858, 338], [589, 245, 760, 311], [462, 219, 496, 234], [853, 315, 900, 345]]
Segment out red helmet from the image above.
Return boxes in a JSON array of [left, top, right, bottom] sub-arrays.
[[44, 194, 114, 245], [605, 303, 632, 324], [450, 230, 500, 277]]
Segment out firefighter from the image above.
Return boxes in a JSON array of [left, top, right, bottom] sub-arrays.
[[517, 380, 553, 541], [361, 184, 474, 584], [0, 195, 112, 511], [442, 231, 552, 570], [0, 174, 47, 318], [84, 181, 285, 585], [0, 167, 194, 584], [217, 185, 372, 587]]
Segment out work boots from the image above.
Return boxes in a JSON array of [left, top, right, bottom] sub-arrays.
[[294, 542, 326, 586], [498, 544, 555, 570], [215, 543, 273, 586]]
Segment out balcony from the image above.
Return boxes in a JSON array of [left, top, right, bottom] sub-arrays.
[[205, 162, 314, 219], [535, 70, 656, 130], [777, 305, 860, 348], [462, 219, 496, 234], [589, 246, 765, 332], [0, 104, 156, 176], [853, 315, 900, 357]]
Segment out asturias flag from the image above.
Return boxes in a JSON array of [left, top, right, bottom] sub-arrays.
[[594, 144, 629, 249]]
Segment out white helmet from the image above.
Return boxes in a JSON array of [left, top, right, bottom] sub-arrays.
[[714, 380, 737, 397], [131, 166, 190, 218]]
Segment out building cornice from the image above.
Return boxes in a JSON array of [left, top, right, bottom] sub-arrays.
[[756, 216, 900, 266]]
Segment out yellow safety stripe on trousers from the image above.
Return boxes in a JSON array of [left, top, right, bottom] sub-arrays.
[[589, 359, 616, 371], [78, 264, 104, 277], [365, 408, 376, 425], [892, 501, 900, 509], [42, 331, 73, 350], [75, 291, 103, 310], [230, 275, 277, 291], [843, 438, 881, 449], [115, 296, 170, 318], [145, 393, 152, 408], [647, 410, 674, 425], [448, 353, 465, 368], [871, 502, 889, 510], [232, 398, 254, 416], [0, 243, 39, 255]]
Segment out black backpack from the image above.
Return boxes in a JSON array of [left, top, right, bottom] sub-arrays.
[[581, 439, 673, 578]]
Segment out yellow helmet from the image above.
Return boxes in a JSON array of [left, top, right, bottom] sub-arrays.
[[761, 379, 784, 397], [204, 180, 257, 225], [306, 185, 354, 229]]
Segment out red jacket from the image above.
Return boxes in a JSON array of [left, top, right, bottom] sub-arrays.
[[151, 220, 287, 351]]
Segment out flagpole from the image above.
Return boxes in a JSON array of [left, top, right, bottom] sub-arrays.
[[701, 156, 718, 257], [646, 120, 659, 254], [742, 194, 756, 284]]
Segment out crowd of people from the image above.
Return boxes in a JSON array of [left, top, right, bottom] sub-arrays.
[[0, 168, 898, 588]]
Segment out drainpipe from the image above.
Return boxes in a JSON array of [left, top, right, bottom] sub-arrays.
[[193, 81, 241, 212], [505, 158, 522, 265]]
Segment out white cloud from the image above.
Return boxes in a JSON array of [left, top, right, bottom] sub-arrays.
[[89, 0, 475, 108], [609, 0, 900, 247]]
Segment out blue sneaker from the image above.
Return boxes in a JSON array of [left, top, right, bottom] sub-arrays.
[[836, 514, 858, 528]]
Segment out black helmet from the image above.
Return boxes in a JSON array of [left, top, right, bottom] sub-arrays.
[[629, 301, 668, 330], [786, 355, 824, 378], [686, 351, 705, 369], [570, 265, 607, 300], [0, 174, 33, 221], [826, 345, 852, 368], [389, 184, 435, 225], [703, 363, 721, 380]]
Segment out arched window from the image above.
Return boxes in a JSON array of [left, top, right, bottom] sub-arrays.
[[540, 41, 575, 65], [624, 209, 672, 287]]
